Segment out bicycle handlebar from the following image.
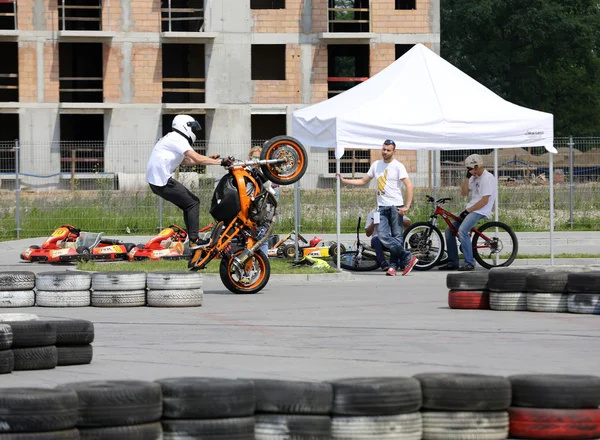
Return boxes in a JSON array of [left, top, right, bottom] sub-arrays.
[[426, 195, 453, 204]]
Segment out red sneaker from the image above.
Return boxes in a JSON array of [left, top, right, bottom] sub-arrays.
[[386, 267, 397, 276], [402, 257, 418, 276]]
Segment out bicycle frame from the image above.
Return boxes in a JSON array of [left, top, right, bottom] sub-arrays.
[[428, 198, 494, 246]]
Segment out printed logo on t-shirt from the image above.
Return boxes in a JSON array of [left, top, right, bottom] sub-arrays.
[[377, 169, 388, 196]]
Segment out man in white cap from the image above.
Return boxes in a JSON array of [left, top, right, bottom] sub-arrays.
[[438, 153, 496, 271]]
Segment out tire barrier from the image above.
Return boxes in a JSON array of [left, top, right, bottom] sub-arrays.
[[448, 266, 600, 315], [1, 374, 597, 439], [0, 319, 94, 375], [0, 271, 205, 309]]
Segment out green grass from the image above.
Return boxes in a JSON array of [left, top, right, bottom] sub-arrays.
[[76, 257, 338, 274]]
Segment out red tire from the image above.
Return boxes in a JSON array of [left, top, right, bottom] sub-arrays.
[[509, 407, 600, 440], [448, 290, 490, 309]]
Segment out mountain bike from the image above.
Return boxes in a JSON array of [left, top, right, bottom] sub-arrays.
[[403, 195, 518, 271], [188, 135, 307, 294]]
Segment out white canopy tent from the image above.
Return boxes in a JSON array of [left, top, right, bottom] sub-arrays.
[[291, 44, 558, 264]]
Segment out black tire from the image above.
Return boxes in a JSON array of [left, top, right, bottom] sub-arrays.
[[0, 323, 12, 350], [446, 272, 489, 291], [0, 272, 35, 291], [253, 379, 333, 414], [568, 271, 600, 293], [157, 377, 255, 419], [161, 417, 255, 439], [57, 344, 93, 366], [78, 422, 162, 440], [525, 267, 580, 293], [472, 221, 518, 269], [57, 380, 163, 428], [328, 243, 346, 259], [259, 135, 307, 185], [76, 247, 91, 262], [0, 349, 14, 374], [509, 374, 600, 409], [0, 388, 78, 432], [282, 243, 297, 259], [488, 267, 540, 292], [404, 223, 445, 271], [13, 346, 58, 371], [219, 250, 270, 294], [339, 250, 379, 272], [54, 319, 95, 345], [8, 320, 57, 348], [0, 429, 80, 439], [414, 373, 511, 411], [330, 377, 422, 416]]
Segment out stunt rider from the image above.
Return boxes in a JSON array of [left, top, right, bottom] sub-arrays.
[[146, 114, 231, 249]]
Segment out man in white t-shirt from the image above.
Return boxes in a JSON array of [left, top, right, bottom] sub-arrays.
[[365, 208, 412, 271], [438, 153, 497, 271], [337, 139, 418, 276], [146, 115, 231, 249]]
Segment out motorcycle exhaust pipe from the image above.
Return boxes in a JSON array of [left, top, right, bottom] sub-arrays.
[[232, 221, 274, 271]]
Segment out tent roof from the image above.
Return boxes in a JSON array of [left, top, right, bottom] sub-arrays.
[[292, 44, 555, 158]]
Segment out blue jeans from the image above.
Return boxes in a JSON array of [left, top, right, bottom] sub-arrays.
[[377, 206, 412, 269], [371, 236, 388, 268], [256, 224, 269, 256], [445, 212, 486, 266]]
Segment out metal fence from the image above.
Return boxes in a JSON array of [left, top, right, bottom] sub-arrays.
[[1, 137, 599, 240]]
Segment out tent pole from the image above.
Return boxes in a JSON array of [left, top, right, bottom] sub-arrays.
[[294, 180, 301, 259], [432, 150, 437, 200], [494, 149, 498, 222], [336, 158, 341, 270], [550, 153, 554, 265]]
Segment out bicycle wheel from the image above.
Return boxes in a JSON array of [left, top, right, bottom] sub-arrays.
[[339, 251, 379, 272], [404, 222, 445, 271], [472, 221, 518, 269]]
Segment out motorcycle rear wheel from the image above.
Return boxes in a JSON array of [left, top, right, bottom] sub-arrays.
[[220, 250, 270, 294]]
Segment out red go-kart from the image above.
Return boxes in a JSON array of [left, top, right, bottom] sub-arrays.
[[127, 223, 213, 261]]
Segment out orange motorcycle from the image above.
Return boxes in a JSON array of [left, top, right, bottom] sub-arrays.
[[188, 135, 307, 294]]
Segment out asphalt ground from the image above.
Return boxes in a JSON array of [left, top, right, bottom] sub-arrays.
[[0, 233, 599, 388]]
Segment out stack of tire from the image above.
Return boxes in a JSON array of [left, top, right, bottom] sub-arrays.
[[253, 379, 332, 439], [0, 388, 80, 438], [35, 272, 92, 307], [524, 266, 587, 313], [415, 373, 511, 440], [91, 271, 147, 307], [54, 319, 94, 367], [7, 320, 58, 371], [146, 271, 203, 307], [508, 374, 600, 439], [329, 377, 422, 439], [57, 380, 163, 438], [446, 272, 490, 310], [566, 271, 600, 314], [0, 271, 35, 308], [157, 377, 255, 439], [488, 267, 540, 311], [0, 323, 13, 374]]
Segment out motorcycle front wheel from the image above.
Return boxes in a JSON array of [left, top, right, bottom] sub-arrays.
[[260, 136, 308, 185], [219, 249, 271, 294]]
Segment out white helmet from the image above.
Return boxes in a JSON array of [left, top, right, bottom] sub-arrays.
[[172, 114, 201, 145], [465, 154, 483, 168]]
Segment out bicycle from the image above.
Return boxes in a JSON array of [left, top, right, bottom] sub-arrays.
[[403, 195, 518, 271], [338, 216, 381, 271]]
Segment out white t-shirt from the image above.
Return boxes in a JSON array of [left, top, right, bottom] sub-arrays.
[[365, 209, 379, 238], [367, 159, 409, 207], [467, 169, 497, 218], [146, 132, 192, 186]]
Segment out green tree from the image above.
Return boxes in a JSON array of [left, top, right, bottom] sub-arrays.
[[441, 0, 600, 136]]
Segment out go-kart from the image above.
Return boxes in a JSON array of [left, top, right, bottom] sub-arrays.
[[281, 235, 346, 260], [20, 224, 135, 263], [127, 223, 213, 261], [266, 231, 309, 258]]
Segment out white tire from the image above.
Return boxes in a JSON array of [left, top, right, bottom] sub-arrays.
[[146, 271, 202, 290], [35, 271, 92, 291], [91, 289, 146, 307], [0, 291, 35, 308], [332, 413, 422, 440], [567, 293, 600, 314], [35, 290, 91, 307], [526, 293, 568, 313], [0, 313, 39, 322], [92, 272, 147, 291], [147, 289, 203, 307], [489, 292, 527, 311], [422, 411, 509, 440]]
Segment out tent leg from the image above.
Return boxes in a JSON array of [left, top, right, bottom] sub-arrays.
[[550, 153, 554, 265], [336, 158, 341, 270]]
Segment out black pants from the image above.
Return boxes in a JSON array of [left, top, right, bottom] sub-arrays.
[[149, 178, 200, 241]]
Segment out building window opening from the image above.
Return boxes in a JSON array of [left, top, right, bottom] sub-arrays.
[[395, 44, 414, 59], [251, 0, 285, 9], [328, 148, 370, 175], [162, 43, 205, 104], [58, 0, 102, 31], [328, 0, 370, 33], [251, 114, 286, 143], [327, 44, 369, 99], [0, 42, 18, 102], [0, 113, 18, 174], [161, 0, 205, 32], [395, 0, 416, 10], [0, 0, 17, 30], [59, 114, 104, 175], [59, 43, 103, 103], [251, 45, 286, 80]]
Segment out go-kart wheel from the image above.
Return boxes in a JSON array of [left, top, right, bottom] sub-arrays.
[[328, 243, 346, 259], [282, 244, 298, 259], [76, 246, 91, 262], [29, 245, 40, 249], [260, 135, 307, 185], [276, 244, 286, 258]]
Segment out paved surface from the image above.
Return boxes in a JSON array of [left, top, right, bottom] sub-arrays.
[[0, 233, 599, 388]]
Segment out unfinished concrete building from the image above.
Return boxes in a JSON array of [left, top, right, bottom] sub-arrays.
[[0, 0, 439, 189]]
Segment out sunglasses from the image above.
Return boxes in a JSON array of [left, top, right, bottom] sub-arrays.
[[383, 139, 396, 147]]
